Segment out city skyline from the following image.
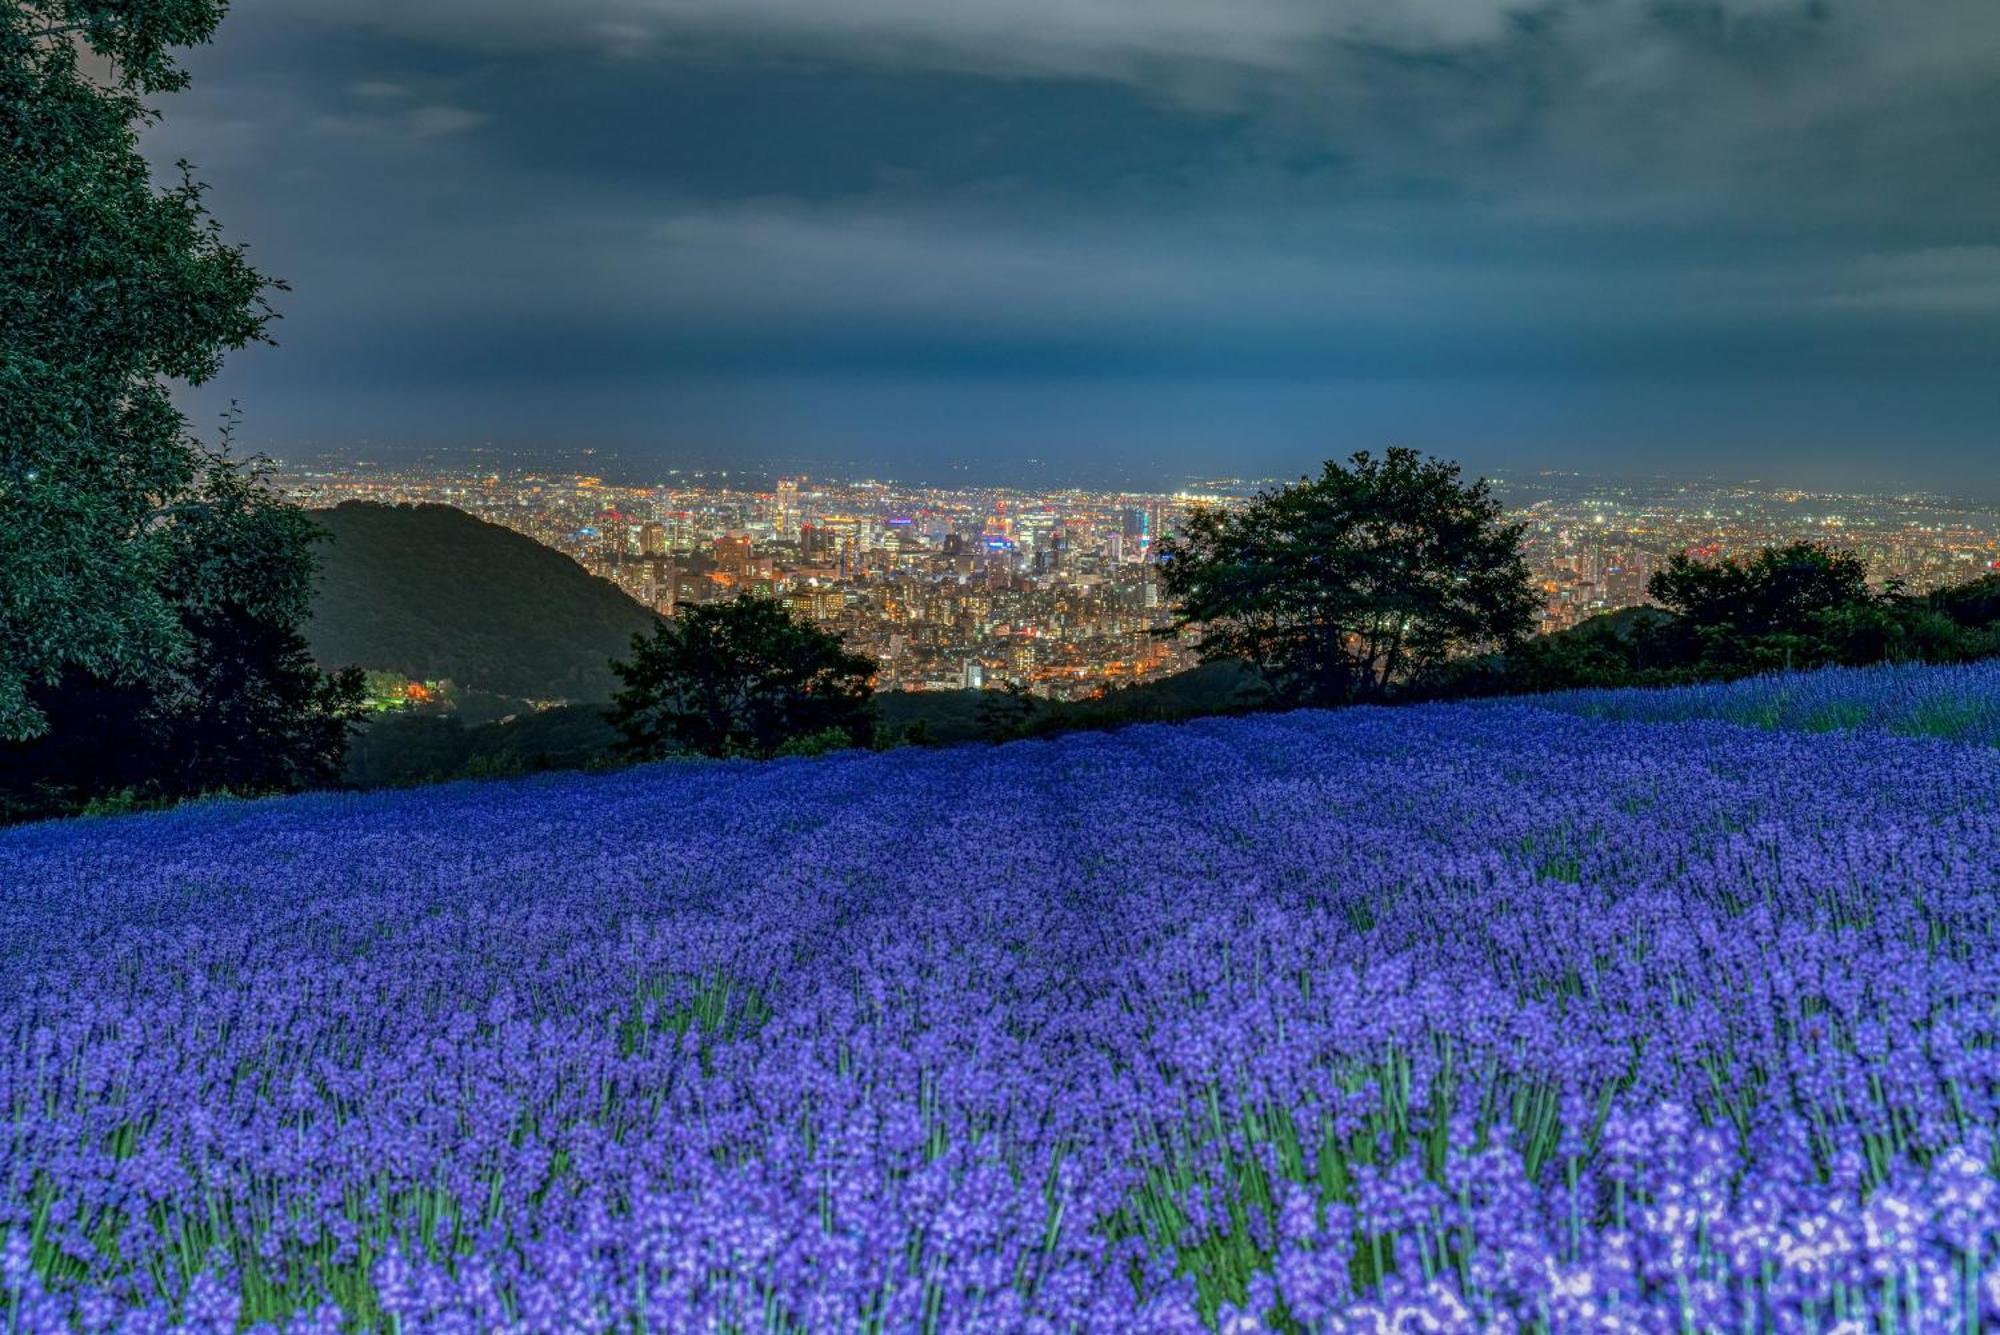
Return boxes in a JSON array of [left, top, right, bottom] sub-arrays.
[[267, 439, 2000, 505], [270, 443, 2000, 511], [284, 459, 2000, 702], [153, 2, 2000, 490]]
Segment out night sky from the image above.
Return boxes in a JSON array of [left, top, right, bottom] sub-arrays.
[[153, 1, 2000, 489]]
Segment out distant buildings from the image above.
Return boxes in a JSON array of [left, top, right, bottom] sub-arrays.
[[714, 534, 752, 576], [280, 463, 2000, 694], [774, 476, 801, 541]]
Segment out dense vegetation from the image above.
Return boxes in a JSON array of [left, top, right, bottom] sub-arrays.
[[308, 502, 661, 705], [1, 0, 362, 820], [341, 705, 621, 789], [10, 663, 2000, 1329], [609, 596, 876, 760], [280, 455, 2000, 790], [345, 660, 1275, 786], [954, 659, 1273, 744], [0, 455, 366, 821], [1430, 544, 2000, 700], [1158, 449, 1538, 705]]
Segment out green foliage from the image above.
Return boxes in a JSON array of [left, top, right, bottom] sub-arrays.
[[974, 681, 1043, 741], [1650, 541, 1870, 640], [1, 453, 368, 820], [1640, 542, 1904, 676], [340, 704, 622, 788], [0, 1, 359, 820], [1157, 449, 1539, 706], [361, 669, 417, 705], [609, 596, 876, 760], [874, 689, 990, 745], [1421, 607, 1690, 700], [153, 451, 366, 792], [1103, 657, 1273, 715], [345, 660, 1274, 788], [307, 503, 662, 704], [615, 973, 770, 1064], [771, 726, 863, 759], [1640, 543, 2000, 679], [2, 0, 279, 740], [1115, 1047, 1592, 1328], [976, 661, 1274, 743], [1423, 545, 2000, 703], [1926, 573, 2000, 632]]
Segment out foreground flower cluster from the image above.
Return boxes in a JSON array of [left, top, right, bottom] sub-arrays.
[[5, 664, 2000, 1332]]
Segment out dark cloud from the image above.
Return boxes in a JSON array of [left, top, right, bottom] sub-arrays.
[[151, 1, 2000, 487]]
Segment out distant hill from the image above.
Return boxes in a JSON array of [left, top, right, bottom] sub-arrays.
[[308, 502, 659, 704]]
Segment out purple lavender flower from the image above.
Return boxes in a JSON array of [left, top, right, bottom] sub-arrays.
[[4, 665, 2000, 1329]]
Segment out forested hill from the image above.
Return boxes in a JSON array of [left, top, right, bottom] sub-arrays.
[[307, 502, 659, 703]]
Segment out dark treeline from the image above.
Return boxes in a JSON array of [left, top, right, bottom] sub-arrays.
[[1420, 545, 2000, 703]]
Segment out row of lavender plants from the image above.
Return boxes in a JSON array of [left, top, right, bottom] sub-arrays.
[[5, 664, 2000, 1331], [1543, 659, 2000, 746]]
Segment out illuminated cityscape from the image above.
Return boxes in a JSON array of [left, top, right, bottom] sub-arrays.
[[1509, 474, 2000, 633], [281, 463, 2000, 698]]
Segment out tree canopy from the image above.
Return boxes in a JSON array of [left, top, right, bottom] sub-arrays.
[[2, 0, 276, 741], [1649, 542, 1872, 639], [1642, 541, 1961, 677], [1, 0, 363, 818], [609, 597, 877, 760], [1156, 448, 1539, 705], [1, 450, 366, 818], [1421, 544, 2000, 702]]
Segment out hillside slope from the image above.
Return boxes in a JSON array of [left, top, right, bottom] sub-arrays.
[[7, 665, 2000, 1328], [307, 501, 658, 703]]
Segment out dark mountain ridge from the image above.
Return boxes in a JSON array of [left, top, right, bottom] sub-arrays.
[[308, 502, 659, 704]]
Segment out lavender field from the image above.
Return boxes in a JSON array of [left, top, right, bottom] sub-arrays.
[[1544, 660, 2000, 746], [6, 666, 2000, 1333]]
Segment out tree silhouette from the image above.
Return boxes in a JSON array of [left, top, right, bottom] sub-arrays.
[[1157, 448, 1538, 705], [609, 597, 876, 759]]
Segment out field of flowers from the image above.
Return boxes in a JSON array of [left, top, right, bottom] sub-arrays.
[[6, 662, 2000, 1332], [1545, 659, 2000, 745]]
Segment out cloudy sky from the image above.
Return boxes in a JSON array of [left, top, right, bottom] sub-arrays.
[[154, 0, 2000, 488]]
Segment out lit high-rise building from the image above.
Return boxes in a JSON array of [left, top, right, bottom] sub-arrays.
[[715, 533, 752, 576], [1121, 507, 1152, 561], [775, 477, 802, 541]]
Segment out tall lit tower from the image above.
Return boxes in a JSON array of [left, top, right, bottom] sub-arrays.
[[1121, 506, 1150, 561], [776, 477, 802, 541]]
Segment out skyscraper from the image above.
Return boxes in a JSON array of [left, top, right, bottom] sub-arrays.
[[775, 477, 802, 541], [715, 534, 752, 576], [1121, 507, 1151, 561]]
